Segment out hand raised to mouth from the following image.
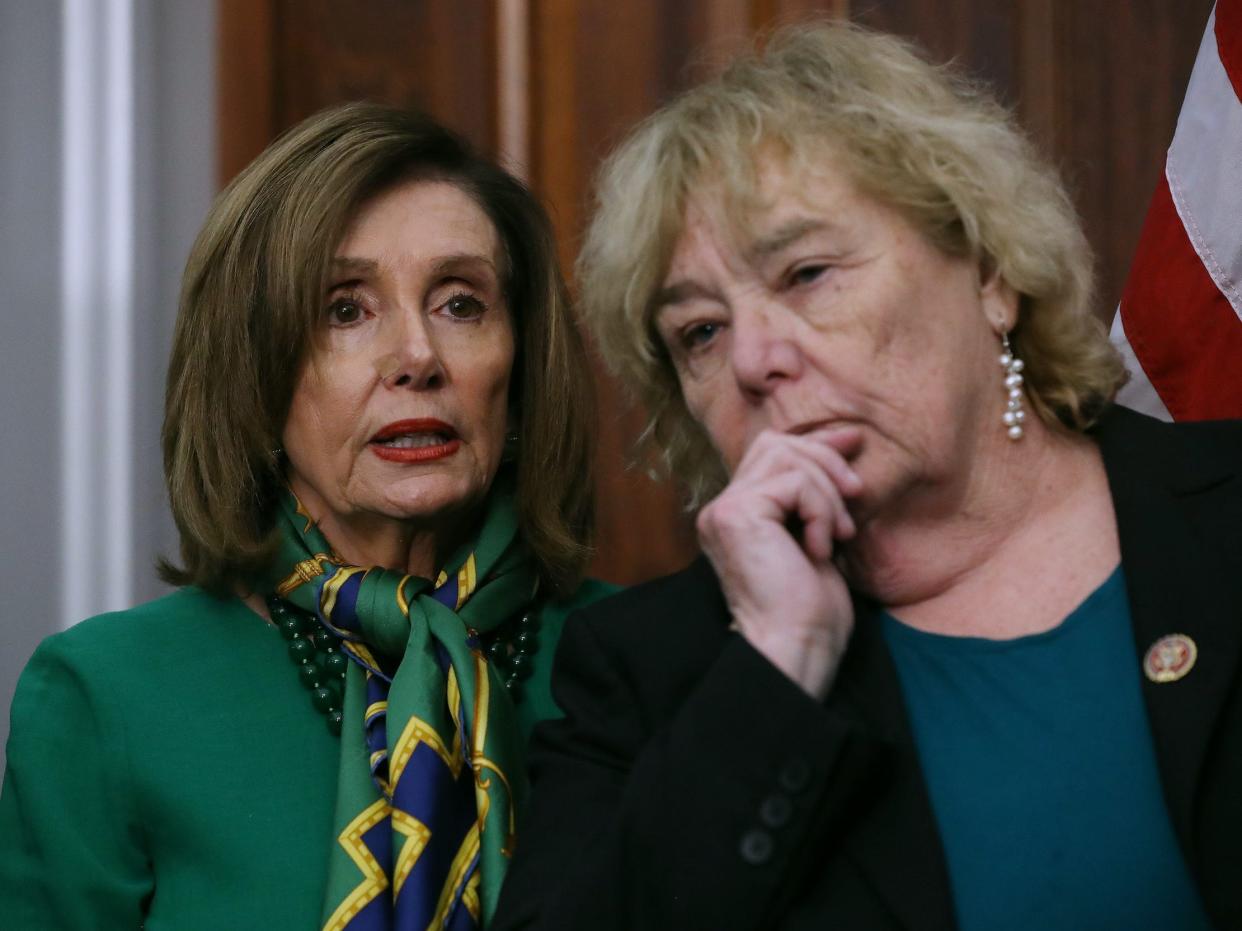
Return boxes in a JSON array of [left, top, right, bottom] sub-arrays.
[[695, 425, 863, 700]]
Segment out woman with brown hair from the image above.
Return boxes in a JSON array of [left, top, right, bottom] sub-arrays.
[[0, 103, 612, 929]]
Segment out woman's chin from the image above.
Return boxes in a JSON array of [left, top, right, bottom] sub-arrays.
[[365, 480, 489, 528]]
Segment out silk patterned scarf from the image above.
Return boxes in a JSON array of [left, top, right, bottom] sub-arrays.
[[263, 486, 535, 930]]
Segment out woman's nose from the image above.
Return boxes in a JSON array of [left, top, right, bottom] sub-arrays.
[[377, 311, 444, 390], [730, 303, 803, 397]]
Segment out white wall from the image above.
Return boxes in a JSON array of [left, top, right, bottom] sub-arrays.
[[0, 0, 215, 771], [0, 0, 64, 777]]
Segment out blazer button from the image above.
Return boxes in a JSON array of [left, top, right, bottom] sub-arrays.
[[759, 793, 793, 828], [777, 758, 812, 794], [739, 829, 774, 865]]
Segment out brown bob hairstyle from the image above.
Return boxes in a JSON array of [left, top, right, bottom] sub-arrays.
[[162, 103, 595, 596]]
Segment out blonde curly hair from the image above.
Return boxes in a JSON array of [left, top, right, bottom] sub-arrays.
[[578, 21, 1125, 504]]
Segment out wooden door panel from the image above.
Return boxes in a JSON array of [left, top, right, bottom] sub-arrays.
[[216, 0, 1211, 585]]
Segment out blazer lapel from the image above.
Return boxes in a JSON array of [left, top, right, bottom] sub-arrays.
[[1097, 407, 1242, 857], [831, 602, 957, 931]]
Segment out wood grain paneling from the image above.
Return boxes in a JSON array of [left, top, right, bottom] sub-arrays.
[[216, 0, 1215, 585], [854, 0, 1212, 311], [1014, 0, 1057, 149], [272, 0, 496, 152], [216, 0, 275, 186], [1049, 0, 1213, 310], [496, 0, 531, 178], [531, 0, 703, 584], [218, 0, 497, 186], [855, 0, 1020, 95]]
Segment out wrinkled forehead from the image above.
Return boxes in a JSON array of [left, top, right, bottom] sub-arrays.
[[663, 141, 860, 271], [335, 174, 511, 286]]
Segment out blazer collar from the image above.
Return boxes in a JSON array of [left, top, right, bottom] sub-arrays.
[[1095, 405, 1242, 857], [830, 600, 957, 930]]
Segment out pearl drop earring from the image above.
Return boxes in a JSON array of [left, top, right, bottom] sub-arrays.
[[999, 331, 1026, 441]]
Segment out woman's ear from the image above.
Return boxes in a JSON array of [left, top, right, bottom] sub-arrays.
[[979, 256, 1019, 334]]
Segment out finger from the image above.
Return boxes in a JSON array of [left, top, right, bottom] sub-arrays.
[[763, 468, 853, 561], [729, 439, 861, 535], [708, 433, 860, 558], [732, 441, 858, 542], [701, 466, 841, 561], [814, 423, 864, 456], [789, 428, 864, 495], [738, 428, 863, 497], [791, 465, 856, 551], [733, 462, 855, 559]]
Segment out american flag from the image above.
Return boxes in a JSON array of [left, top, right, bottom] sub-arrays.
[[1110, 0, 1242, 421]]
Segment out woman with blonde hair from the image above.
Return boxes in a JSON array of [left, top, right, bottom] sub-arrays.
[[494, 23, 1242, 930], [0, 103, 612, 929]]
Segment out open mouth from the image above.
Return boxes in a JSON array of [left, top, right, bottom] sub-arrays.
[[372, 432, 454, 449], [369, 419, 461, 461]]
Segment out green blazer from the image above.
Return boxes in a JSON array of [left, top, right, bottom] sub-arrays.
[[0, 580, 615, 929]]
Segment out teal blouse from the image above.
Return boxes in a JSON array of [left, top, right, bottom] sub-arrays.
[[0, 580, 614, 929], [882, 567, 1211, 930]]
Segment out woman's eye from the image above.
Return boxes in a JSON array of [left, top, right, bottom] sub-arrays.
[[681, 322, 721, 353], [443, 293, 487, 320], [326, 298, 365, 326], [788, 264, 828, 287]]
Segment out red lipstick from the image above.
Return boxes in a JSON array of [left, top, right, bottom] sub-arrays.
[[369, 418, 461, 463]]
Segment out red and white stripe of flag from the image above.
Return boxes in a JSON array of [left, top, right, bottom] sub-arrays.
[[1110, 0, 1242, 421]]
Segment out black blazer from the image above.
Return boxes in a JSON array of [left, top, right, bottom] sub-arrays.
[[494, 407, 1242, 930]]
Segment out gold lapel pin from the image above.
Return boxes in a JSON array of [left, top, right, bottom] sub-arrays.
[[1144, 633, 1198, 683]]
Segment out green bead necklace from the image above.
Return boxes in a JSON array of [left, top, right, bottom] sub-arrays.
[[474, 608, 540, 701], [268, 596, 348, 736], [269, 595, 540, 734]]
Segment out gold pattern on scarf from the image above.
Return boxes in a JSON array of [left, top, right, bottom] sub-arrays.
[[431, 822, 481, 925], [320, 566, 367, 618], [390, 716, 464, 782], [456, 554, 478, 608], [276, 553, 335, 596], [391, 808, 432, 898], [395, 574, 413, 616], [294, 495, 317, 533], [322, 798, 391, 931]]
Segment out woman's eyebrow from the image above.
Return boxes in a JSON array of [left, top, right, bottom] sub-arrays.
[[328, 256, 379, 277], [652, 281, 713, 313], [327, 254, 502, 286], [432, 253, 499, 277], [748, 218, 830, 261]]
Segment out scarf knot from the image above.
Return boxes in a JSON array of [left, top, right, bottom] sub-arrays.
[[262, 484, 535, 930]]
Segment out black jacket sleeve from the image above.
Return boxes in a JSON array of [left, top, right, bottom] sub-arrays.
[[493, 595, 891, 931]]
